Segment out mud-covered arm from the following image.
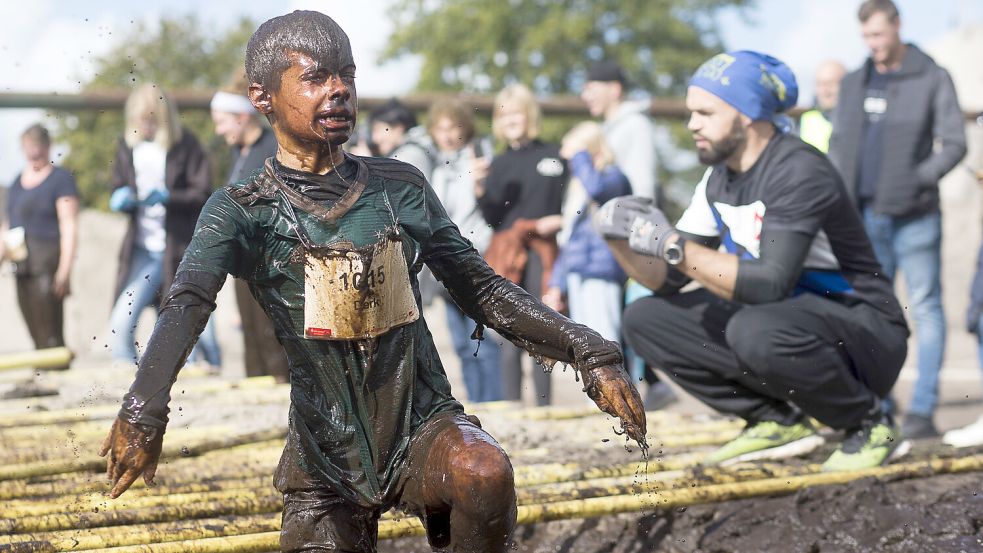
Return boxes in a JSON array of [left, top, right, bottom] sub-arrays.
[[400, 181, 622, 371], [118, 190, 248, 429]]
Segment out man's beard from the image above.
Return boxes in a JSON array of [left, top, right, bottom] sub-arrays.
[[697, 119, 746, 165]]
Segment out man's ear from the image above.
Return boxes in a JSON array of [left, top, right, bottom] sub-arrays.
[[248, 84, 273, 115]]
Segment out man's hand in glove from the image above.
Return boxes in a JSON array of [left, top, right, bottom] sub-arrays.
[[99, 417, 164, 498], [626, 205, 675, 258], [583, 365, 648, 447], [594, 196, 657, 240]]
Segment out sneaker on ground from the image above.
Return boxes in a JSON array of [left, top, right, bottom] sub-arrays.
[[901, 413, 939, 439], [821, 418, 909, 472], [704, 420, 824, 466], [643, 381, 678, 411], [942, 415, 983, 448]]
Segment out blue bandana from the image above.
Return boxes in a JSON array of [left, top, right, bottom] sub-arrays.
[[689, 51, 799, 123]]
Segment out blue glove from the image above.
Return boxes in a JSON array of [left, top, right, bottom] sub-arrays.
[[142, 188, 170, 207], [109, 187, 137, 212]]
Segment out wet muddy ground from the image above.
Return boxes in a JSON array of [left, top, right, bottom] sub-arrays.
[[384, 445, 983, 553]]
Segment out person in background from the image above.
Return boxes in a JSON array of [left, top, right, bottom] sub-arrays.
[[363, 98, 435, 178], [799, 60, 846, 153], [478, 83, 566, 406], [210, 74, 290, 382], [581, 60, 676, 409], [947, 116, 983, 448], [541, 121, 630, 346], [1, 124, 79, 371], [828, 0, 967, 439], [427, 98, 503, 403], [107, 84, 211, 365]]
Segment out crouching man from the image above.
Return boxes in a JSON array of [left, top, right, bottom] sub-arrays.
[[100, 11, 645, 553], [599, 51, 909, 471]]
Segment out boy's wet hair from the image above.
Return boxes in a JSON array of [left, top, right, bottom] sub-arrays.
[[245, 11, 354, 92]]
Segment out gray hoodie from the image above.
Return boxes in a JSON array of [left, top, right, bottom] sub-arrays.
[[603, 100, 659, 200], [828, 44, 966, 217]]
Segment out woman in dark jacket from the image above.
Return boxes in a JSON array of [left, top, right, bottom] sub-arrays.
[[107, 84, 211, 364], [477, 84, 567, 405]]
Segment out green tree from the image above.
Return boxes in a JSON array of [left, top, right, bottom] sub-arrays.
[[53, 15, 256, 208], [383, 0, 752, 96]]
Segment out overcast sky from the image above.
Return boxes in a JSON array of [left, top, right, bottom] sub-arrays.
[[0, 0, 980, 183]]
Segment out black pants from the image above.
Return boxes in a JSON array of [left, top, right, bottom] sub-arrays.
[[14, 238, 68, 370], [500, 250, 551, 405], [623, 289, 907, 430]]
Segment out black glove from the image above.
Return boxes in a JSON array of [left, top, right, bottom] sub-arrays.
[[967, 302, 983, 334], [593, 196, 655, 240], [627, 205, 675, 258]]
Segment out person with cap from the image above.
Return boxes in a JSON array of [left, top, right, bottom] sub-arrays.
[[99, 11, 646, 552], [209, 74, 289, 382], [364, 98, 436, 179], [581, 60, 677, 411], [798, 60, 846, 153], [600, 50, 911, 471]]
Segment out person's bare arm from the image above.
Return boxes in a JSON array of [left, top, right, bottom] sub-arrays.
[[53, 196, 79, 298], [663, 232, 738, 300]]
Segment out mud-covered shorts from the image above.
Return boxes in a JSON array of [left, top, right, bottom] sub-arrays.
[[273, 411, 484, 552]]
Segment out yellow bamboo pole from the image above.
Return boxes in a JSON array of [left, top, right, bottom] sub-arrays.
[[0, 347, 73, 372], [0, 514, 280, 550], [0, 493, 284, 534], [0, 428, 285, 481]]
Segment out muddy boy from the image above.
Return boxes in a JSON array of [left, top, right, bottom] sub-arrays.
[[100, 11, 646, 552]]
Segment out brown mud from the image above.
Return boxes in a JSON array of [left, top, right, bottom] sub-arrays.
[[382, 444, 983, 553]]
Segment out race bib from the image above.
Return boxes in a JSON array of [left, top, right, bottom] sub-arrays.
[[304, 235, 418, 340]]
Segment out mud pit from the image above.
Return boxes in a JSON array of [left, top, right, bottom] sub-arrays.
[[0, 368, 981, 553], [384, 448, 983, 553]]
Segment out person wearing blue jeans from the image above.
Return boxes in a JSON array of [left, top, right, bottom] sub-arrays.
[[862, 209, 944, 430], [108, 246, 163, 363], [827, 1, 967, 438], [444, 301, 503, 403]]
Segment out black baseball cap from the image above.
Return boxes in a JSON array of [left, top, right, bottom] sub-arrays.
[[587, 60, 629, 85]]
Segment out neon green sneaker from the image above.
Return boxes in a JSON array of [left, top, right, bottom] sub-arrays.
[[704, 420, 824, 466], [821, 419, 910, 472]]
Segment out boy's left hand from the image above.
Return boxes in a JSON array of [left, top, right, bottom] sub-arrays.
[[583, 365, 647, 446]]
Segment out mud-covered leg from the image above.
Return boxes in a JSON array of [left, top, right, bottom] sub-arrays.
[[418, 417, 517, 552]]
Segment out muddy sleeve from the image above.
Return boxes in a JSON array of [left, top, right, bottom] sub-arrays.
[[118, 191, 247, 429], [401, 181, 623, 371]]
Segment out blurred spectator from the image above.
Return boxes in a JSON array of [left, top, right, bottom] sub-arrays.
[[363, 98, 435, 177], [478, 84, 566, 405], [209, 75, 289, 382], [799, 60, 846, 153], [828, 0, 967, 439], [1, 124, 79, 369], [107, 84, 211, 365], [581, 60, 675, 409], [540, 122, 630, 344], [427, 98, 502, 402], [947, 115, 983, 448], [580, 60, 659, 201]]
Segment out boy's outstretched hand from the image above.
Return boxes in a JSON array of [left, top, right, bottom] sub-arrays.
[[583, 365, 648, 447], [99, 417, 164, 498]]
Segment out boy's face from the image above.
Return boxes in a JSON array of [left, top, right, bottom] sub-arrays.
[[266, 51, 357, 148]]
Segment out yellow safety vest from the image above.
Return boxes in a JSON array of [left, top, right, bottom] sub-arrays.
[[799, 109, 833, 154]]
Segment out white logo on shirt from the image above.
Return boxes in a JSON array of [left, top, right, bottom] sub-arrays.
[[712, 201, 766, 258], [536, 157, 564, 177]]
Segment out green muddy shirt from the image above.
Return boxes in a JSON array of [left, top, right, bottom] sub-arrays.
[[120, 154, 623, 508]]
